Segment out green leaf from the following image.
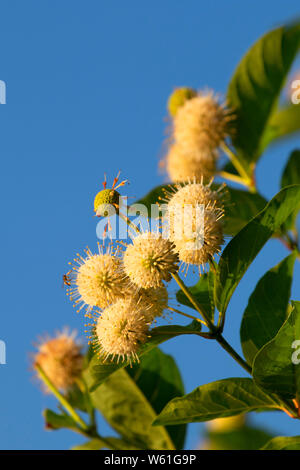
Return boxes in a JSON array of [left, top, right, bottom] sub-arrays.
[[127, 348, 186, 449], [253, 301, 300, 399], [281, 150, 300, 231], [215, 185, 300, 315], [205, 425, 273, 450], [176, 272, 215, 321], [153, 378, 281, 426], [136, 184, 267, 236], [262, 435, 300, 450], [227, 22, 300, 166], [222, 188, 268, 236], [281, 150, 300, 188], [260, 106, 300, 153], [87, 366, 175, 450], [43, 409, 79, 432], [65, 384, 88, 413], [89, 322, 202, 391], [72, 437, 140, 450], [72, 439, 105, 450], [240, 252, 296, 365]]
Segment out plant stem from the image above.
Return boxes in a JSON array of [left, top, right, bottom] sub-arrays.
[[221, 143, 256, 192], [215, 334, 252, 374], [171, 272, 217, 333], [167, 306, 206, 325], [35, 364, 88, 431], [119, 212, 141, 234], [218, 170, 250, 189], [171, 273, 252, 375]]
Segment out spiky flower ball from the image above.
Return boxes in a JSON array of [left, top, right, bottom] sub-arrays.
[[135, 287, 168, 321], [166, 143, 216, 182], [165, 180, 224, 270], [34, 330, 83, 392], [67, 245, 128, 313], [167, 87, 197, 117], [123, 231, 179, 288], [92, 298, 150, 364], [173, 92, 233, 152]]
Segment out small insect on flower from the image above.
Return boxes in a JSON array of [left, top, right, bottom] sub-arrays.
[[123, 231, 179, 289], [62, 271, 72, 287], [33, 329, 83, 393], [163, 178, 225, 274], [93, 172, 128, 239], [87, 298, 150, 365], [66, 243, 129, 314]]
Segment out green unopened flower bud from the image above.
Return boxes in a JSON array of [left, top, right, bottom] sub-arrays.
[[167, 87, 197, 117], [94, 188, 121, 217]]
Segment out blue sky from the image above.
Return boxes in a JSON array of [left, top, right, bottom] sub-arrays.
[[0, 1, 300, 450]]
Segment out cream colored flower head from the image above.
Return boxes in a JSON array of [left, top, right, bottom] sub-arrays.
[[123, 231, 179, 288], [173, 91, 233, 152], [135, 286, 168, 321], [67, 244, 129, 314], [92, 298, 150, 364], [166, 143, 217, 183], [34, 329, 83, 392], [164, 180, 224, 271]]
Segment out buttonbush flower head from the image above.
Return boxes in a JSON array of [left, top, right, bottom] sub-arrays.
[[173, 91, 233, 152], [89, 298, 150, 364], [167, 87, 197, 117], [164, 179, 224, 272], [135, 286, 169, 321], [67, 244, 129, 313], [34, 329, 83, 393], [165, 177, 225, 210], [123, 231, 179, 288], [166, 143, 217, 182]]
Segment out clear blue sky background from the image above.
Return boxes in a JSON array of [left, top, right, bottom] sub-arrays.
[[0, 1, 300, 450]]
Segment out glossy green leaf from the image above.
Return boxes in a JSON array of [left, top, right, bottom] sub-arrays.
[[253, 301, 300, 399], [89, 322, 202, 391], [176, 272, 215, 321], [153, 378, 281, 426], [260, 106, 300, 153], [87, 367, 175, 450], [262, 435, 300, 450], [127, 348, 186, 449], [136, 184, 267, 236], [215, 185, 300, 315], [227, 22, 300, 166], [240, 252, 296, 365]]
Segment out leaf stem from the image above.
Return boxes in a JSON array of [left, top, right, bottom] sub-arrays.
[[171, 273, 217, 333], [167, 306, 206, 326], [218, 171, 250, 189], [119, 212, 141, 234], [221, 143, 256, 193], [171, 273, 252, 375], [215, 334, 252, 374]]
